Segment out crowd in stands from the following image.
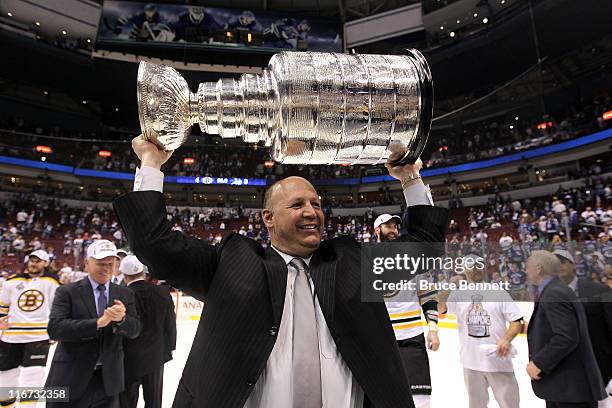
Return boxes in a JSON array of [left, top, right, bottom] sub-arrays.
[[426, 92, 611, 166], [1, 176, 611, 295], [444, 176, 612, 298], [1, 89, 609, 181]]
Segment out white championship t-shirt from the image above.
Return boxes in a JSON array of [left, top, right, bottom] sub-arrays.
[[446, 289, 522, 372]]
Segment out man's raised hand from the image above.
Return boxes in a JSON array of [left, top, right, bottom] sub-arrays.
[[132, 135, 174, 170], [105, 299, 126, 322]]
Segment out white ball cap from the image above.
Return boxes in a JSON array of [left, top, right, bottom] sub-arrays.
[[28, 249, 50, 263], [87, 239, 119, 260], [120, 255, 145, 276], [552, 249, 575, 264], [374, 214, 401, 229]]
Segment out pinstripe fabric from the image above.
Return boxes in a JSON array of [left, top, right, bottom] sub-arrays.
[[113, 191, 449, 408]]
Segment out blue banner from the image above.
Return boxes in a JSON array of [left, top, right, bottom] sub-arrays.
[[98, 1, 342, 52], [175, 176, 267, 186], [2, 128, 610, 186]]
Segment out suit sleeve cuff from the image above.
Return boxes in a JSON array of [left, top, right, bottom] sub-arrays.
[[82, 318, 100, 340], [403, 182, 434, 206], [134, 166, 164, 192]]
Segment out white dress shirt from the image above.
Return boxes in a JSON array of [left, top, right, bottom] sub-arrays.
[[132, 165, 434, 407], [243, 247, 364, 408], [568, 276, 579, 295]]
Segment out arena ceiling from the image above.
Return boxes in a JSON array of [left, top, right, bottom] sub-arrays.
[[0, 0, 610, 130]]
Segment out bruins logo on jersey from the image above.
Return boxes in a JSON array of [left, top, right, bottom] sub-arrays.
[[383, 289, 400, 298], [18, 290, 45, 312]]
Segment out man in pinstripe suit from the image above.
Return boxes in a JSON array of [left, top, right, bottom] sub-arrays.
[[113, 136, 449, 408]]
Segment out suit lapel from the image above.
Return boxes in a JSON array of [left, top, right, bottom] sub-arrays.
[[263, 248, 288, 326], [79, 279, 98, 318], [309, 251, 337, 325]]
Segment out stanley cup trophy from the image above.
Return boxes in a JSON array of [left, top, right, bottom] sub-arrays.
[[137, 50, 433, 165]]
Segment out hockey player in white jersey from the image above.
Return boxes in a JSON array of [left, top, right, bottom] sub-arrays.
[[0, 250, 60, 407], [374, 214, 440, 408]]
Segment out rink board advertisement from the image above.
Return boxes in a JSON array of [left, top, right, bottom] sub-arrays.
[[172, 292, 204, 321], [98, 1, 342, 52]]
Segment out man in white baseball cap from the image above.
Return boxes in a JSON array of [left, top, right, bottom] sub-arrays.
[[112, 249, 130, 286], [45, 239, 140, 407], [120, 255, 144, 279], [119, 255, 176, 408], [117, 249, 129, 259], [373, 214, 402, 241], [0, 249, 59, 406], [86, 240, 126, 285], [26, 249, 50, 264], [86, 239, 119, 260], [552, 249, 575, 266], [373, 213, 440, 408]]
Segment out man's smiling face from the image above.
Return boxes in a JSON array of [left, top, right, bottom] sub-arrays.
[[262, 177, 324, 257]]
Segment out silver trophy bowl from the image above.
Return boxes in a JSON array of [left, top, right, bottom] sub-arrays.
[[137, 50, 433, 165]]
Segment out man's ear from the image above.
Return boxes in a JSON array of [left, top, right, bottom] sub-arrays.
[[262, 209, 273, 229]]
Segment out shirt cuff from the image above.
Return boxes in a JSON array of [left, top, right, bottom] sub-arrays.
[[134, 166, 164, 193], [403, 182, 434, 206]]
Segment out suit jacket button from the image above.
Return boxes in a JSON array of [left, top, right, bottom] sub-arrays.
[[269, 327, 278, 336], [246, 380, 255, 386]]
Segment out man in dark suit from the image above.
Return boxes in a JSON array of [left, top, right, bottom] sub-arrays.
[[113, 136, 448, 408], [119, 254, 177, 408], [526, 250, 606, 408], [45, 239, 141, 408], [553, 249, 612, 407]]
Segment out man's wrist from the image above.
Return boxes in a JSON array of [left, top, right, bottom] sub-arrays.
[[140, 160, 162, 171], [428, 322, 439, 332], [400, 173, 422, 189], [97, 317, 108, 328]]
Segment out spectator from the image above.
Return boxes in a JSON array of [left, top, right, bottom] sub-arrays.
[[499, 232, 513, 252], [29, 236, 42, 251], [11, 235, 25, 258], [15, 209, 28, 225], [73, 234, 84, 265]]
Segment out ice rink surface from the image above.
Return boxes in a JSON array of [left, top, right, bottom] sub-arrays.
[[40, 317, 547, 408], [154, 320, 545, 408], [37, 296, 612, 407]]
